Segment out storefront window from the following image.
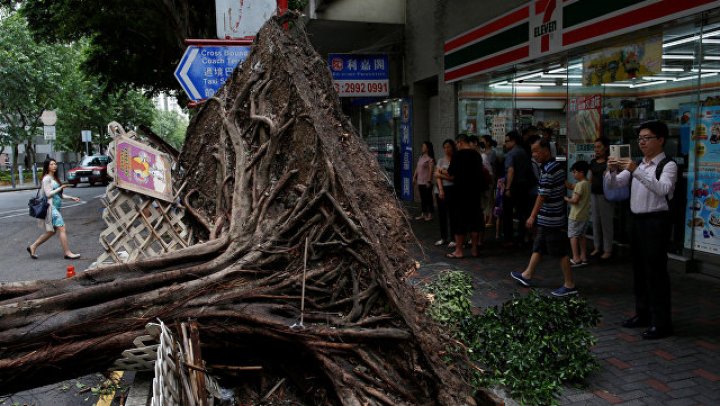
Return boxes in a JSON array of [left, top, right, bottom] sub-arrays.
[[457, 10, 720, 258]]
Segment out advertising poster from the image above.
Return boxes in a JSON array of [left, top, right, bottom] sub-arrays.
[[582, 35, 662, 86], [566, 143, 595, 184], [328, 54, 389, 98], [568, 94, 602, 143], [399, 99, 413, 201], [115, 136, 174, 202], [684, 106, 720, 253]]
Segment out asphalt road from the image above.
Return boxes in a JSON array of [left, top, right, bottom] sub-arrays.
[[0, 184, 107, 282], [0, 184, 136, 405]]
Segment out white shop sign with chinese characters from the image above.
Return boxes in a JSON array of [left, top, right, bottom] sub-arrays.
[[328, 54, 389, 97]]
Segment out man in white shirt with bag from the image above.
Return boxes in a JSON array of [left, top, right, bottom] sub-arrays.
[[605, 120, 678, 340]]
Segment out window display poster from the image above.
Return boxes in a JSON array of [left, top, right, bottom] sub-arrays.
[[400, 99, 413, 201], [684, 105, 720, 253], [568, 94, 602, 143], [115, 136, 174, 202], [582, 35, 662, 86], [566, 143, 595, 184], [491, 115, 507, 139]]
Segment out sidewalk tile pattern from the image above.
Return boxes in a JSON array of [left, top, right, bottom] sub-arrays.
[[406, 206, 720, 405]]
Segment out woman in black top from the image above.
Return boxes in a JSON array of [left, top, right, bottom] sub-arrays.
[[589, 136, 614, 260]]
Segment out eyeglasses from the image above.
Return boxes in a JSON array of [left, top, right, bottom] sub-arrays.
[[637, 136, 658, 143]]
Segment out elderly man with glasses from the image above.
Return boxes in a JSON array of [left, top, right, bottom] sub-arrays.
[[605, 120, 678, 339]]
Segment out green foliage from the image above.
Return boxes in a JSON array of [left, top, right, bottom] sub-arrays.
[[461, 291, 601, 405], [151, 109, 189, 150], [0, 11, 70, 162], [51, 39, 155, 153], [421, 272, 601, 405], [423, 270, 473, 326], [20, 0, 215, 96]]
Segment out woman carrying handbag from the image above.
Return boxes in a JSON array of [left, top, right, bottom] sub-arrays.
[[27, 159, 81, 260]]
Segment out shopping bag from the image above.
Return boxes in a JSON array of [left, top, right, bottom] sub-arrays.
[[603, 175, 629, 202]]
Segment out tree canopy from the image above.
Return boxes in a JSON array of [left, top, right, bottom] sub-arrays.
[[17, 0, 215, 97]]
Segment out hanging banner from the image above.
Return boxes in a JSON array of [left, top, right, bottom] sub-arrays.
[[582, 35, 662, 86], [115, 136, 174, 202], [568, 94, 602, 144], [684, 105, 720, 253], [399, 99, 413, 201]]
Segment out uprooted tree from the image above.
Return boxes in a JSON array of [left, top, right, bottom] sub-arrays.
[[0, 15, 479, 405]]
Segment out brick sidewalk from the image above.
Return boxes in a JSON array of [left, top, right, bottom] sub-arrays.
[[405, 204, 720, 405]]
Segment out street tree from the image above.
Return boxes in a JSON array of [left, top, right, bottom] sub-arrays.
[[0, 11, 69, 172], [150, 109, 189, 150], [15, 0, 309, 99]]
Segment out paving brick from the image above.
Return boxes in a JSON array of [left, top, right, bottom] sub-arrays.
[[664, 399, 698, 406], [653, 349, 676, 361], [615, 400, 649, 406], [607, 357, 632, 370], [566, 392, 595, 402], [667, 387, 701, 399], [618, 390, 646, 401], [667, 379, 699, 389], [693, 369, 720, 382], [617, 332, 641, 343], [695, 340, 720, 351], [645, 379, 671, 393], [593, 390, 623, 404]]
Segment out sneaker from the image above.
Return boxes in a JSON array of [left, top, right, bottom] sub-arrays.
[[447, 241, 456, 248], [551, 286, 578, 297], [510, 271, 531, 287], [570, 259, 588, 268], [434, 239, 445, 246]]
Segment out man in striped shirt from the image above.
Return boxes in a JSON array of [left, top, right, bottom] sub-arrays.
[[511, 139, 576, 297]]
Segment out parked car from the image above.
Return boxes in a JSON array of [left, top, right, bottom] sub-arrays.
[[66, 155, 112, 186]]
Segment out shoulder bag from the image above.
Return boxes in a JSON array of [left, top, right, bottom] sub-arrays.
[[28, 188, 49, 219]]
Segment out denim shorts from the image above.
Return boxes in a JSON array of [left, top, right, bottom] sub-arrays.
[[532, 226, 569, 257], [567, 219, 588, 238]]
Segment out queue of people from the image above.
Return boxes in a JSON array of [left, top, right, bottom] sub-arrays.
[[413, 120, 678, 339]]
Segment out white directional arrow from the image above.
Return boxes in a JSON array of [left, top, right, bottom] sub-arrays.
[[176, 47, 202, 100]]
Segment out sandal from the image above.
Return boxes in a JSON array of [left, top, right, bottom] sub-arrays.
[[446, 253, 464, 259]]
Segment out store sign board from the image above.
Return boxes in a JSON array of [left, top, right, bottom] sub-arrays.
[[328, 54, 389, 98], [115, 136, 174, 202], [174, 45, 251, 101], [444, 0, 719, 83], [215, 0, 277, 39], [582, 35, 662, 86], [684, 105, 720, 253], [399, 99, 413, 201], [529, 0, 563, 59]]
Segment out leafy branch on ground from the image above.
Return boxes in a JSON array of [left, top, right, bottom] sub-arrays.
[[421, 271, 601, 405]]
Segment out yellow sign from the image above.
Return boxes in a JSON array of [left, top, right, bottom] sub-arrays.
[[583, 35, 662, 86]]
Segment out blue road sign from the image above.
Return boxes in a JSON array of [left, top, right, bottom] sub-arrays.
[[174, 45, 251, 101]]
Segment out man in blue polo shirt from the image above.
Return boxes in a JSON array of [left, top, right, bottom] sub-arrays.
[[510, 138, 576, 297]]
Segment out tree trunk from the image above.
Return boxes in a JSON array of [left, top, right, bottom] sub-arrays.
[[0, 14, 477, 405]]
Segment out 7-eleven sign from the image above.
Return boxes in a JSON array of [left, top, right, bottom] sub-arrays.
[[530, 0, 563, 59]]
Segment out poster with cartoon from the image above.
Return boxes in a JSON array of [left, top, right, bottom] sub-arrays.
[[114, 136, 174, 202], [582, 35, 661, 86], [684, 105, 720, 253]]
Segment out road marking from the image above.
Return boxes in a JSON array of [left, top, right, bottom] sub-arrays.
[[0, 201, 87, 220], [95, 370, 124, 406]]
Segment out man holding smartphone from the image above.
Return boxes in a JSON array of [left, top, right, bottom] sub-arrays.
[[605, 120, 678, 339]]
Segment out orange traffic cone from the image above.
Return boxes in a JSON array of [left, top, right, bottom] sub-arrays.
[[66, 265, 75, 278]]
